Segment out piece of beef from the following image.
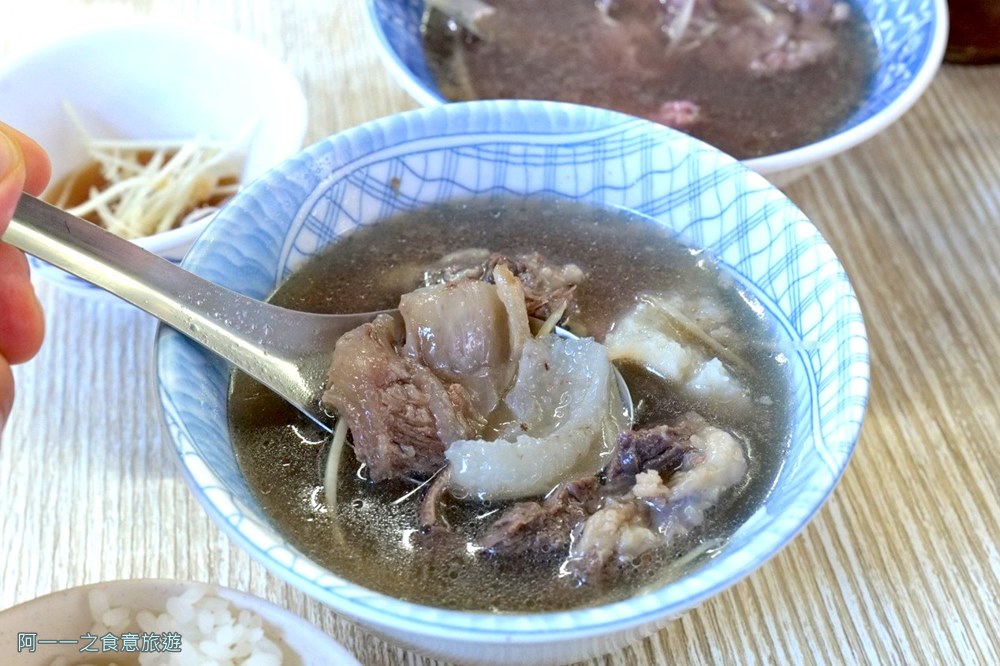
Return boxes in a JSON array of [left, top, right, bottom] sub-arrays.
[[475, 411, 747, 584], [422, 248, 491, 285], [422, 249, 586, 323], [478, 419, 697, 557], [638, 423, 748, 541], [567, 421, 747, 582], [479, 476, 600, 557], [563, 498, 661, 581], [483, 252, 585, 321], [603, 424, 695, 493], [597, 0, 845, 77], [696, 0, 839, 76], [321, 315, 480, 482], [593, 0, 680, 75], [418, 466, 453, 529], [752, 19, 835, 74], [324, 268, 530, 484]]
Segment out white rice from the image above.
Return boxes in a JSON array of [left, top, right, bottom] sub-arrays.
[[50, 585, 287, 666]]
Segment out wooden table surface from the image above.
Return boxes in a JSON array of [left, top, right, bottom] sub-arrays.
[[2, 2, 998, 665]]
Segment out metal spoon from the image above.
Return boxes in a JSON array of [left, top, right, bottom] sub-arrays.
[[5, 194, 633, 431]]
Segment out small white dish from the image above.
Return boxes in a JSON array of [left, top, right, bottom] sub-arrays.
[[0, 19, 308, 296], [0, 579, 360, 665]]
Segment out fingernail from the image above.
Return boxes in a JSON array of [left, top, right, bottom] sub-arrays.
[[0, 131, 26, 226], [0, 130, 18, 170]]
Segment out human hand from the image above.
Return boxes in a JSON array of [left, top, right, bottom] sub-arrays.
[[0, 122, 51, 436]]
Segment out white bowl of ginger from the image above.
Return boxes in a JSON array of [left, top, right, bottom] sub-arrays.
[[0, 20, 307, 295]]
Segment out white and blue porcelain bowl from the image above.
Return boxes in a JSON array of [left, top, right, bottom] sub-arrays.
[[365, 0, 948, 185], [156, 101, 869, 665]]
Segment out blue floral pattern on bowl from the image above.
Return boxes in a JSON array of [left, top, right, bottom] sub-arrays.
[[156, 101, 868, 646]]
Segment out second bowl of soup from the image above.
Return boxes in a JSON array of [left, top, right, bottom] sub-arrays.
[[366, 0, 947, 184]]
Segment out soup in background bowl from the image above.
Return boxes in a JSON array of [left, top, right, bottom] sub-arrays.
[[155, 100, 869, 665], [365, 0, 947, 185]]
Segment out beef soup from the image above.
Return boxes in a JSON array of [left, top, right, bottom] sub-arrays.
[[228, 198, 792, 612], [423, 0, 877, 158]]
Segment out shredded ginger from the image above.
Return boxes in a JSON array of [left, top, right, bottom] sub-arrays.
[[54, 104, 250, 239]]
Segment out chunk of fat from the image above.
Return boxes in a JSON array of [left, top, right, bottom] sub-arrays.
[[630, 424, 748, 542], [492, 264, 531, 359], [605, 299, 751, 414], [399, 267, 529, 417], [446, 335, 626, 500], [571, 500, 660, 569], [688, 357, 746, 404], [605, 312, 696, 379], [664, 425, 748, 528]]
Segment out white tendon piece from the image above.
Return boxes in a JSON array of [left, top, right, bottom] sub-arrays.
[[446, 336, 626, 500], [605, 296, 751, 414]]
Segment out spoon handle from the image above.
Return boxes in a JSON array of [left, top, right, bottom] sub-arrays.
[[8, 193, 273, 339], [4, 194, 333, 426]]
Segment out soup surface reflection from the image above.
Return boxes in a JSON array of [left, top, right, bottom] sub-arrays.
[[228, 198, 791, 611], [423, 0, 877, 158]]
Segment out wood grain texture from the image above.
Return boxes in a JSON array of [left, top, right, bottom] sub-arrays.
[[2, 2, 999, 665]]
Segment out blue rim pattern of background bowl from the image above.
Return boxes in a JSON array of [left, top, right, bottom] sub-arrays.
[[365, 0, 945, 172], [156, 100, 869, 641]]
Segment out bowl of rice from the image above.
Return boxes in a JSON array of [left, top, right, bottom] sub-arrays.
[[0, 579, 359, 665], [0, 19, 307, 296]]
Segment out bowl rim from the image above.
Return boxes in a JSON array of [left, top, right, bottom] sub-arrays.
[[363, 0, 949, 175], [155, 99, 870, 643]]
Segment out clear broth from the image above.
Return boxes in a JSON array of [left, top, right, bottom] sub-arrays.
[[422, 0, 877, 159], [228, 198, 792, 611]]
